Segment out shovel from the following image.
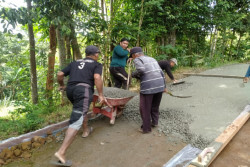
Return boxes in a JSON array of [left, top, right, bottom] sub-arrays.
[[172, 80, 185, 85], [127, 61, 132, 90], [166, 91, 192, 98]]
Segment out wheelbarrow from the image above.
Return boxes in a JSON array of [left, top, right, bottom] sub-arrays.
[[92, 95, 134, 125]]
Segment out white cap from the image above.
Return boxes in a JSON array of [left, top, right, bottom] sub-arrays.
[[170, 58, 178, 65]]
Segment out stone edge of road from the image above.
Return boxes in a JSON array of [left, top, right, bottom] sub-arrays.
[[0, 119, 69, 152]]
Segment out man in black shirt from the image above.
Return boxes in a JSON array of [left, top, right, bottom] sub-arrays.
[[54, 45, 105, 165], [158, 58, 178, 83]]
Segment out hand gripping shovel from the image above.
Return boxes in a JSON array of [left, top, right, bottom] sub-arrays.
[[166, 91, 192, 98]]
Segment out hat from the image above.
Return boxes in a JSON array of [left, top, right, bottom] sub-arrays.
[[170, 58, 178, 65], [130, 47, 143, 57], [85, 45, 100, 55]]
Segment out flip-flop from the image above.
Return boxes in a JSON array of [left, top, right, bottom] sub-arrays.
[[82, 127, 93, 138], [50, 160, 72, 167]]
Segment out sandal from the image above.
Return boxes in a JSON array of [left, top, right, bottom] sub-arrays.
[[82, 127, 93, 138], [52, 152, 72, 166]]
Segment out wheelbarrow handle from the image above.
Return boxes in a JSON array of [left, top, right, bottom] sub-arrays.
[[96, 98, 112, 108]]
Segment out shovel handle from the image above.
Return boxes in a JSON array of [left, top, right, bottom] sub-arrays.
[[127, 61, 132, 90]]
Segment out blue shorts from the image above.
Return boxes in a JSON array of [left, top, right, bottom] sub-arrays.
[[66, 83, 93, 130]]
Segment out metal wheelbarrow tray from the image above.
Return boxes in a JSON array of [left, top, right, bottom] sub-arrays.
[[92, 95, 134, 124]]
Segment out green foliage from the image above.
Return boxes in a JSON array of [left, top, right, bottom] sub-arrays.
[[0, 103, 71, 140], [0, 0, 249, 141], [0, 103, 45, 139]]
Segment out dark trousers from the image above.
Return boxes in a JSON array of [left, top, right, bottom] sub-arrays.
[[140, 92, 163, 133], [66, 84, 93, 125], [109, 67, 128, 89]]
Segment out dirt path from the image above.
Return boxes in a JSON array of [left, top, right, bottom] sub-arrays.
[[3, 118, 186, 167], [210, 119, 250, 167]]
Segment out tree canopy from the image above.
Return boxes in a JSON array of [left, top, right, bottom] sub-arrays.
[[0, 0, 249, 108]]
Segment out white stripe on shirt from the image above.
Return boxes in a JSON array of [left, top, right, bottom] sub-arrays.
[[144, 69, 162, 74], [141, 77, 164, 83], [140, 85, 165, 92]]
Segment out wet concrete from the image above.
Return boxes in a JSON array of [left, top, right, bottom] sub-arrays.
[[123, 64, 250, 149], [162, 63, 250, 145]]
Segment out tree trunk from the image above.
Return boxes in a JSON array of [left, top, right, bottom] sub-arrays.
[[65, 35, 72, 63], [236, 32, 242, 56], [101, 0, 107, 86], [70, 26, 82, 60], [209, 28, 213, 47], [46, 24, 56, 103], [27, 0, 38, 104], [56, 25, 66, 68], [228, 30, 235, 59], [168, 30, 176, 47], [210, 28, 218, 58], [101, 0, 112, 86], [157, 37, 161, 55], [56, 25, 67, 106], [136, 0, 144, 47], [221, 29, 227, 57], [68, 11, 81, 60]]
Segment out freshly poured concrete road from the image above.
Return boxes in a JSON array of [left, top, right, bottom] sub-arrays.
[[162, 63, 250, 142]]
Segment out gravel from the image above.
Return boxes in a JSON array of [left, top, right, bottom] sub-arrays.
[[94, 87, 137, 98], [94, 87, 211, 149]]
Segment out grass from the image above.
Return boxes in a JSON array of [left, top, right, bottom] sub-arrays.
[[0, 103, 72, 141]]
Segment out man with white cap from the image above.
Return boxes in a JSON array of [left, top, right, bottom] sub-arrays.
[[158, 58, 178, 83]]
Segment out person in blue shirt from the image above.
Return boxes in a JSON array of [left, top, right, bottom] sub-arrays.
[[109, 38, 131, 89], [243, 65, 250, 83]]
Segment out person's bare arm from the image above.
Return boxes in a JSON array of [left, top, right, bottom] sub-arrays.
[[94, 73, 105, 102], [57, 71, 66, 90]]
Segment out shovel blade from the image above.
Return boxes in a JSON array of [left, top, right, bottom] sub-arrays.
[[172, 81, 185, 85]]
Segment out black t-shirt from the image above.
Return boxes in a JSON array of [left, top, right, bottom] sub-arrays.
[[62, 57, 102, 88], [158, 60, 174, 80]]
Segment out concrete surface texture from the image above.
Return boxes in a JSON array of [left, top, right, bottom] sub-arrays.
[[123, 64, 250, 149], [162, 63, 250, 145]]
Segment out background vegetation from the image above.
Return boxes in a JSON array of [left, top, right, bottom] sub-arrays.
[[0, 0, 249, 140]]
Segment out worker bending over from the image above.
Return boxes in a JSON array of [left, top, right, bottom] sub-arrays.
[[158, 58, 178, 83]]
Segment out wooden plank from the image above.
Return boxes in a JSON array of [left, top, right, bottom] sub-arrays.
[[207, 109, 250, 166], [188, 105, 250, 167], [183, 73, 244, 79]]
